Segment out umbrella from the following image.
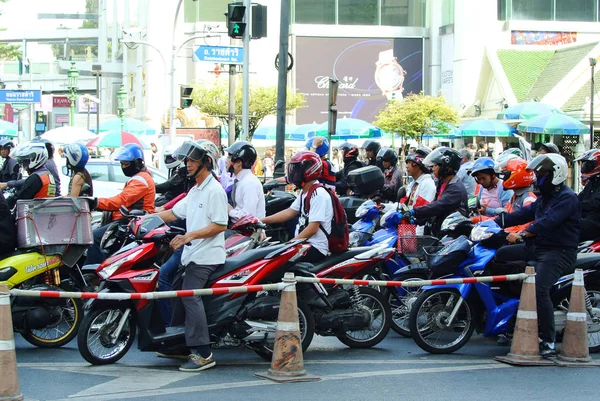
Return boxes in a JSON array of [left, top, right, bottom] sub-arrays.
[[517, 114, 589, 135], [314, 118, 382, 140], [0, 120, 18, 138], [497, 102, 564, 120], [427, 122, 461, 139], [98, 118, 157, 135], [289, 123, 321, 141], [252, 124, 297, 141], [459, 120, 516, 137], [41, 126, 96, 144], [87, 130, 148, 148]]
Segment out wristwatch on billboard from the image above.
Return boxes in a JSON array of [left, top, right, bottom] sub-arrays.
[[374, 49, 406, 100]]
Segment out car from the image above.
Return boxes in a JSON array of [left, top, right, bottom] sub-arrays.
[[59, 159, 167, 198]]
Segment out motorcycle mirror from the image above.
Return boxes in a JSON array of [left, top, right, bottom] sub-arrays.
[[397, 186, 407, 201], [61, 165, 68, 176], [119, 205, 130, 217], [274, 159, 285, 170]]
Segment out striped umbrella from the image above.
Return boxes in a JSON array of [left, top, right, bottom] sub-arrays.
[[517, 114, 589, 135], [87, 130, 148, 148], [497, 102, 563, 120], [459, 120, 516, 137], [98, 118, 157, 135], [314, 118, 382, 140]]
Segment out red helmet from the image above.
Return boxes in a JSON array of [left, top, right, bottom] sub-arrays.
[[287, 151, 323, 187], [497, 158, 534, 189], [576, 149, 600, 183]]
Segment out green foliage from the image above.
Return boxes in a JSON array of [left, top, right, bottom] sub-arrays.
[[374, 93, 459, 141], [192, 82, 306, 142]]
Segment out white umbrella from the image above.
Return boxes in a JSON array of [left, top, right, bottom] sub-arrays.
[[41, 126, 97, 144]]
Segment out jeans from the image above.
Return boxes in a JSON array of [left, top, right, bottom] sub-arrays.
[[495, 243, 577, 343], [157, 248, 182, 326]]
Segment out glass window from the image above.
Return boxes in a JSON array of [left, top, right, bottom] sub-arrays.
[[442, 0, 455, 25], [511, 0, 553, 20], [555, 0, 597, 21], [381, 0, 409, 26], [338, 0, 378, 25], [86, 163, 110, 181], [112, 164, 129, 184], [184, 0, 228, 23], [498, 0, 508, 20], [294, 0, 336, 24]]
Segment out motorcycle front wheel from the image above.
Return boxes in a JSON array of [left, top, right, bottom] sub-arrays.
[[77, 308, 137, 365], [389, 274, 428, 337], [336, 287, 391, 348], [253, 299, 315, 361], [21, 297, 83, 348], [409, 289, 474, 354], [584, 285, 600, 353]]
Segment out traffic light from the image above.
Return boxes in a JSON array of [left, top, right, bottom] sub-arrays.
[[227, 4, 246, 39], [180, 86, 193, 108], [251, 4, 267, 39]]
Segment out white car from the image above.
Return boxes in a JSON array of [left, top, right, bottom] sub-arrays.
[[60, 159, 168, 198]]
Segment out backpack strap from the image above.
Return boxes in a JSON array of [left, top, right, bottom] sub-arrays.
[[301, 183, 331, 237]]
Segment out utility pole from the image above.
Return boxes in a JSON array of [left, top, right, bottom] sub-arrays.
[[92, 64, 102, 134], [241, 0, 251, 141], [327, 78, 339, 160], [228, 64, 236, 146], [590, 57, 596, 149], [274, 0, 290, 179]]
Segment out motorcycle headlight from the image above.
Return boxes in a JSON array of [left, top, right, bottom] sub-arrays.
[[349, 231, 368, 247], [470, 225, 493, 242], [100, 225, 117, 249], [98, 249, 144, 279]]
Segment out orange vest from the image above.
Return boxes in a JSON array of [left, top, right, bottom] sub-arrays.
[[33, 171, 56, 198]]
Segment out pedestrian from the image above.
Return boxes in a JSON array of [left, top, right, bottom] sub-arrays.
[[456, 149, 476, 199], [156, 139, 227, 372], [151, 143, 159, 168]]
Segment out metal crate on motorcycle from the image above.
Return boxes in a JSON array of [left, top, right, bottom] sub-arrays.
[[16, 197, 94, 248], [347, 166, 385, 196]]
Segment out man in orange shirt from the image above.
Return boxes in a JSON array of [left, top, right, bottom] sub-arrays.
[[86, 143, 155, 264]]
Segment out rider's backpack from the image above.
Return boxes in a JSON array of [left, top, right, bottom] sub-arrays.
[[303, 184, 349, 253]]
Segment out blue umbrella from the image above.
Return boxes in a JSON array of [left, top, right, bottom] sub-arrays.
[[98, 118, 157, 135], [314, 118, 382, 140], [252, 124, 297, 140], [517, 114, 589, 135], [289, 123, 321, 141], [0, 120, 18, 138], [459, 120, 516, 137], [497, 102, 564, 120]]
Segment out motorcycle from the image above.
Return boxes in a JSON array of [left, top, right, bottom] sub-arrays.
[[77, 235, 317, 365], [408, 220, 600, 354]]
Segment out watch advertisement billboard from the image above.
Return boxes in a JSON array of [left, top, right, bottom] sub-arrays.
[[295, 37, 423, 125]]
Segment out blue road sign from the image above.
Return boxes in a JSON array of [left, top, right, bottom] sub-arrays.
[[193, 45, 244, 64], [0, 90, 41, 103]]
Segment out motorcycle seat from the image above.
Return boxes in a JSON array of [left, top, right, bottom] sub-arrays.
[[306, 247, 374, 274], [209, 244, 289, 281], [570, 252, 600, 271]]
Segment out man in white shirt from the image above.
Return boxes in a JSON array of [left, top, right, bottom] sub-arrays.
[[261, 151, 333, 262], [224, 141, 266, 223], [403, 149, 436, 235], [156, 140, 228, 373]]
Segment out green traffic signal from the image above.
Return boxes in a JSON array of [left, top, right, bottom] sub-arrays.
[[233, 24, 240, 34]]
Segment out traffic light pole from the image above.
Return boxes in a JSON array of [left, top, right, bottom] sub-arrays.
[[229, 64, 237, 146], [274, 0, 290, 179], [169, 0, 184, 145], [241, 0, 251, 141]]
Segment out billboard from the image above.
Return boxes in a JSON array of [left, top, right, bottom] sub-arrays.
[[295, 37, 423, 125]]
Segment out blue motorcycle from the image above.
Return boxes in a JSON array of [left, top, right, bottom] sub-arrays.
[[408, 220, 600, 354]]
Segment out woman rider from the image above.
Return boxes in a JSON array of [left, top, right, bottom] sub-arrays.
[[63, 143, 93, 196]]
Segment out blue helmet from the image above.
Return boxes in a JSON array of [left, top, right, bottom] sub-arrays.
[[470, 157, 496, 176], [305, 137, 329, 158], [113, 143, 145, 162], [63, 143, 89, 169]]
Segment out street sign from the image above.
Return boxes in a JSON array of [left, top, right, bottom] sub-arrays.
[[11, 103, 28, 110], [193, 45, 244, 64], [0, 89, 41, 104]]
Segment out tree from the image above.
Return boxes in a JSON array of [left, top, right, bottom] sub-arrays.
[[0, 0, 20, 60], [374, 93, 459, 142], [192, 82, 305, 142]]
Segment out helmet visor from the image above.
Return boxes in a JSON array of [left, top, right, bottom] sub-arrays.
[[174, 141, 206, 162], [526, 154, 554, 174], [286, 161, 304, 186], [581, 160, 597, 174]]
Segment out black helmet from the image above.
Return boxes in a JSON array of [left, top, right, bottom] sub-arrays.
[[224, 141, 257, 169], [362, 139, 381, 154], [423, 147, 462, 178], [406, 146, 431, 173], [338, 142, 359, 163], [539, 143, 559, 154], [376, 147, 398, 166]]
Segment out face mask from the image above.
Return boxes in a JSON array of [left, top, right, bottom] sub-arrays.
[[121, 163, 138, 177], [535, 174, 554, 195], [228, 164, 235, 175]]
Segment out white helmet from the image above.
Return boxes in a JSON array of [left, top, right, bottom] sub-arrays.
[[494, 153, 519, 173], [526, 153, 568, 185], [14, 142, 48, 171], [164, 144, 182, 169], [174, 139, 220, 173]]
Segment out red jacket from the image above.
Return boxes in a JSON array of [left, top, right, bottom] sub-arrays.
[[98, 170, 155, 220]]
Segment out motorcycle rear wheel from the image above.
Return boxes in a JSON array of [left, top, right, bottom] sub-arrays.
[[253, 299, 314, 361], [409, 289, 474, 354], [584, 285, 600, 353], [21, 297, 83, 348], [78, 308, 137, 365], [336, 287, 391, 348]]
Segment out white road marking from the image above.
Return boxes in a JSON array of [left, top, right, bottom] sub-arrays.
[[27, 362, 512, 401]]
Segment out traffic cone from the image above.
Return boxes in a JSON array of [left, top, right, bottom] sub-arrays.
[[495, 266, 555, 366], [0, 284, 24, 401], [255, 273, 320, 383], [556, 269, 600, 366]]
